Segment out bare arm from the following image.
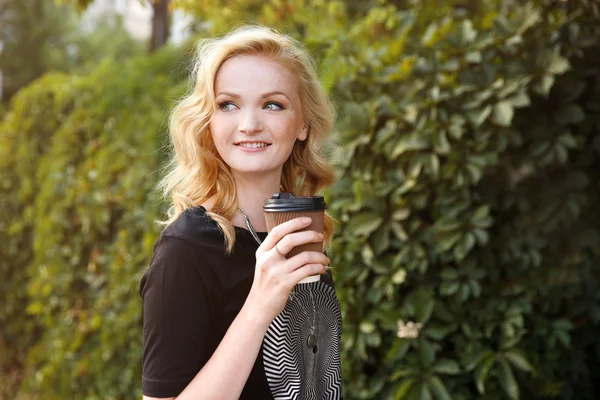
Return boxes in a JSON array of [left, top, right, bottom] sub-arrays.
[[142, 217, 329, 400], [179, 301, 270, 399], [141, 302, 265, 400]]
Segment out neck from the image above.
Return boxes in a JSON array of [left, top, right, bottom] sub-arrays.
[[232, 170, 282, 233]]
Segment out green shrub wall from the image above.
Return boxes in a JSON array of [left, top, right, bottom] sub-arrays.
[[1, 48, 187, 398], [1, 1, 599, 399], [323, 2, 600, 399]]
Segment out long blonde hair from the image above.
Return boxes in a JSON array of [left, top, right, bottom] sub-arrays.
[[157, 25, 338, 255]]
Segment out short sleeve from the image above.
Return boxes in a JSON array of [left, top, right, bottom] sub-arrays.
[[139, 235, 218, 397]]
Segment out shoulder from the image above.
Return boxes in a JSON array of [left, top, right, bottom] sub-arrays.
[[139, 208, 224, 298], [160, 206, 225, 252]]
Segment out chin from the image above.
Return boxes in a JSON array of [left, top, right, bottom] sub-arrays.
[[230, 164, 282, 175]]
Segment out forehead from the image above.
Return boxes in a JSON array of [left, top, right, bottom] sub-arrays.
[[214, 54, 299, 98]]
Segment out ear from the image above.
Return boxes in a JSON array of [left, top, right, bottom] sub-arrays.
[[297, 122, 309, 142]]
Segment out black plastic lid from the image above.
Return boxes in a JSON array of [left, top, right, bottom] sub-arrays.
[[263, 192, 327, 212]]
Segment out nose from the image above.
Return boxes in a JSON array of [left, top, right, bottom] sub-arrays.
[[238, 109, 263, 134]]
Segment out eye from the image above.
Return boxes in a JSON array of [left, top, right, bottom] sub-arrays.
[[218, 101, 237, 111], [264, 102, 284, 111]]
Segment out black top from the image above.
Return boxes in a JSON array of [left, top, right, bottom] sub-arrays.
[[139, 206, 343, 399]]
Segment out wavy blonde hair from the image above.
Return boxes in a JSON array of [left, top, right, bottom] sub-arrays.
[[157, 25, 338, 255]]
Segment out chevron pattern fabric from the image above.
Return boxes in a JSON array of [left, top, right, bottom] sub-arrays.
[[262, 281, 343, 399]]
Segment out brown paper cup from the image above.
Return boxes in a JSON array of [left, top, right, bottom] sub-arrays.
[[264, 209, 324, 283]]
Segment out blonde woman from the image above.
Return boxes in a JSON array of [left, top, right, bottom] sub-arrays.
[[139, 25, 343, 399]]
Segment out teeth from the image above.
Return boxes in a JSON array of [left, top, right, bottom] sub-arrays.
[[239, 143, 268, 149]]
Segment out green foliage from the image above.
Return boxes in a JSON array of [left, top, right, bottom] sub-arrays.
[[2, 0, 600, 399], [0, 46, 187, 398], [321, 1, 600, 399]]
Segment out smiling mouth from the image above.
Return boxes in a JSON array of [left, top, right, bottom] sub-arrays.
[[235, 143, 272, 149]]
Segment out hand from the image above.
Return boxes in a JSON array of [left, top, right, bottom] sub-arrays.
[[244, 217, 330, 327]]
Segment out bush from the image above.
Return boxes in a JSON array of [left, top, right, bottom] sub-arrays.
[[0, 46, 187, 399], [323, 1, 600, 399]]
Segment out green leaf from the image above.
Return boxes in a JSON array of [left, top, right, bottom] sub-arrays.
[[547, 54, 570, 75], [504, 350, 533, 372], [392, 135, 430, 158], [463, 349, 494, 371], [394, 378, 417, 399], [557, 132, 577, 148], [435, 130, 452, 152], [453, 233, 474, 261], [347, 212, 383, 236], [498, 358, 519, 400], [386, 339, 411, 362], [393, 208, 411, 221], [428, 376, 452, 400], [555, 103, 585, 124], [391, 368, 418, 381], [428, 154, 440, 180], [419, 382, 433, 400], [360, 321, 376, 334], [424, 323, 456, 341], [415, 295, 435, 324], [555, 330, 571, 347], [493, 101, 514, 126], [26, 302, 44, 315], [508, 90, 530, 108], [432, 359, 461, 375], [471, 205, 489, 221], [465, 51, 482, 63], [418, 339, 436, 367], [392, 268, 407, 284], [438, 232, 462, 252], [459, 20, 477, 44], [391, 222, 409, 241], [472, 229, 489, 245], [440, 281, 460, 296], [474, 354, 496, 394], [372, 223, 391, 255], [466, 106, 492, 127], [535, 74, 554, 96], [440, 268, 458, 280], [436, 217, 462, 232]]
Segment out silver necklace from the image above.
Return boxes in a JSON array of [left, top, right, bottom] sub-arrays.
[[237, 205, 319, 350], [237, 205, 264, 246]]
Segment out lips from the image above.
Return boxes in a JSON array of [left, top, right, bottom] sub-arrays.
[[235, 143, 272, 148]]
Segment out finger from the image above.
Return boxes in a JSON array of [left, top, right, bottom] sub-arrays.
[[275, 230, 324, 256], [283, 251, 330, 273], [288, 263, 327, 285], [259, 217, 312, 252]]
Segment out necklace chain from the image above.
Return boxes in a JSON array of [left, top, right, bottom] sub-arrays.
[[237, 204, 318, 348], [237, 205, 263, 246]]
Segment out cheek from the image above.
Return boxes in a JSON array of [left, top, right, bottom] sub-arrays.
[[209, 116, 232, 141], [270, 117, 296, 139]]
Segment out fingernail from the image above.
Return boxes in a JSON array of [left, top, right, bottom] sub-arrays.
[[302, 217, 312, 224], [318, 233, 325, 239]]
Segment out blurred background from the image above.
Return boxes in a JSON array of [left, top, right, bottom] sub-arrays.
[[1, 0, 599, 399]]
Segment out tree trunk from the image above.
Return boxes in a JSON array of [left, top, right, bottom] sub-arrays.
[[149, 0, 170, 53]]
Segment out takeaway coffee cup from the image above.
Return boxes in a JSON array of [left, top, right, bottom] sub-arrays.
[[264, 192, 326, 284]]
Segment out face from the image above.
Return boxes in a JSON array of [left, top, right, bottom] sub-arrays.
[[209, 54, 308, 178]]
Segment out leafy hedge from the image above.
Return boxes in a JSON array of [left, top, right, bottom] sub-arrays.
[[1, 1, 599, 399], [0, 48, 187, 398], [323, 2, 600, 399]]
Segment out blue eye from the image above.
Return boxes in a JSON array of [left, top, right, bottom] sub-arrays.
[[265, 102, 284, 111], [219, 102, 237, 111]]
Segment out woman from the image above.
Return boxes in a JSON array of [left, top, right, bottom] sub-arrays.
[[139, 25, 342, 399]]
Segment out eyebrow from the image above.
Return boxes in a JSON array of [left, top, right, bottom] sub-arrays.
[[216, 91, 290, 100]]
